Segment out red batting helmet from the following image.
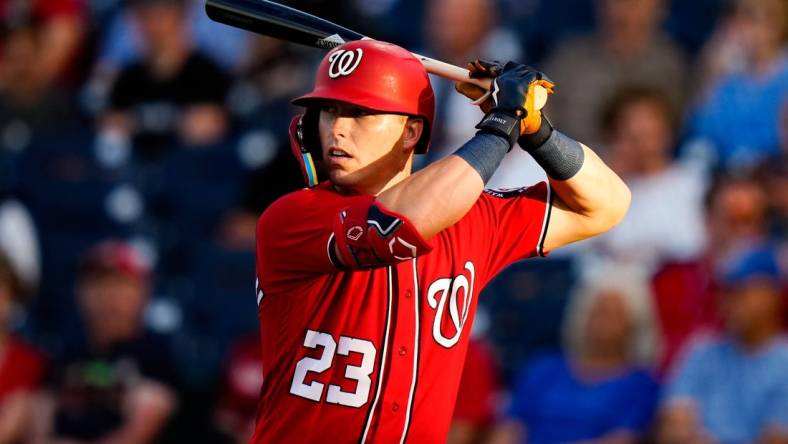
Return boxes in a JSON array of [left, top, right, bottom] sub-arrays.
[[289, 40, 435, 186]]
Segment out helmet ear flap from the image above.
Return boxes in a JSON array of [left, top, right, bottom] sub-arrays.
[[302, 108, 322, 160], [289, 112, 322, 188]]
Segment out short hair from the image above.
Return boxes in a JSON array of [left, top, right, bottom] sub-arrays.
[[734, 0, 788, 43], [0, 21, 40, 49], [562, 262, 661, 367], [77, 240, 150, 284], [601, 85, 678, 139]]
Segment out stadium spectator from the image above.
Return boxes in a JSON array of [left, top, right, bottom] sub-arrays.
[[227, 37, 313, 132], [490, 264, 660, 444], [706, 175, 771, 270], [0, 23, 78, 152], [30, 240, 176, 444], [420, 0, 523, 147], [543, 0, 688, 153], [213, 334, 262, 444], [419, 0, 542, 187], [95, 0, 251, 73], [578, 86, 708, 270], [650, 173, 774, 374], [0, 0, 86, 87], [0, 252, 45, 444], [755, 159, 787, 240], [0, 199, 39, 295], [654, 172, 768, 372], [657, 246, 788, 444], [687, 0, 788, 171], [756, 100, 788, 238], [101, 0, 231, 159]]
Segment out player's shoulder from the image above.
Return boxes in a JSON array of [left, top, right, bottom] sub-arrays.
[[257, 182, 349, 232], [259, 186, 318, 227]]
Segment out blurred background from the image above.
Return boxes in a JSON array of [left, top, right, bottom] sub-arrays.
[[0, 0, 786, 443]]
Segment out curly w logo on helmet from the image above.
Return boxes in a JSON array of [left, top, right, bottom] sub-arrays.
[[328, 48, 363, 78]]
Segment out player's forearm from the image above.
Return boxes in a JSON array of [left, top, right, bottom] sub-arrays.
[[550, 144, 630, 236], [376, 154, 484, 239]]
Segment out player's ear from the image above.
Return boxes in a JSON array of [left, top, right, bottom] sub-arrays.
[[402, 117, 424, 152]]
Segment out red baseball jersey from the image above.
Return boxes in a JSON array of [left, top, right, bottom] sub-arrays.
[[253, 181, 551, 443]]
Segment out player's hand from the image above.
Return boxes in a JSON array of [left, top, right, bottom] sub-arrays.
[[458, 60, 555, 135], [455, 60, 504, 113]]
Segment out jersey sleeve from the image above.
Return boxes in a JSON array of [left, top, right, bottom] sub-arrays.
[[464, 181, 552, 279], [256, 189, 362, 281], [256, 187, 432, 284]]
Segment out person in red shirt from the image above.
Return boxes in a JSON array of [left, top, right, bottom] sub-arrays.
[[0, 0, 86, 86], [215, 334, 264, 444], [0, 252, 45, 443], [253, 40, 631, 443]]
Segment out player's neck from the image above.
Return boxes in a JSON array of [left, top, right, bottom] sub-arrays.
[[335, 169, 411, 196], [375, 168, 413, 196], [736, 319, 782, 353], [336, 155, 414, 196]]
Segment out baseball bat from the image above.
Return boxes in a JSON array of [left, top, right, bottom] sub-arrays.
[[205, 0, 547, 108]]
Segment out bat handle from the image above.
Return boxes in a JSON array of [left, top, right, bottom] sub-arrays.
[[411, 52, 548, 111]]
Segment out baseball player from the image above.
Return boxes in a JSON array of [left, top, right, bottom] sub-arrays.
[[253, 40, 630, 443]]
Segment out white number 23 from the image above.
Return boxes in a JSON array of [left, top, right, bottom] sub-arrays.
[[290, 330, 376, 408]]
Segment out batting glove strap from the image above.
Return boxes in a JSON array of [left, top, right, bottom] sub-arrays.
[[518, 114, 554, 151], [476, 111, 521, 149]]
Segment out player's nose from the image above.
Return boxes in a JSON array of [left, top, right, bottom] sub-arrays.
[[331, 115, 353, 139]]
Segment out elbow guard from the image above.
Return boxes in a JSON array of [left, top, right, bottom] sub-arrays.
[[331, 201, 432, 269]]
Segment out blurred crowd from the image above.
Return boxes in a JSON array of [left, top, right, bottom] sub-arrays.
[[0, 0, 786, 443]]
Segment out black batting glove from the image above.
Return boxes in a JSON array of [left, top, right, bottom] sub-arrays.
[[474, 62, 554, 149]]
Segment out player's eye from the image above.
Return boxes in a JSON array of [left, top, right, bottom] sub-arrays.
[[351, 108, 370, 118], [322, 104, 339, 115]]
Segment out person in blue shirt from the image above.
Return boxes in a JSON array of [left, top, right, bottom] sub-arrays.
[[688, 0, 788, 171], [491, 264, 661, 444], [657, 245, 788, 444]]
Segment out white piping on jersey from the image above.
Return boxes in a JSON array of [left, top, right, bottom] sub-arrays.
[[256, 278, 264, 306], [536, 183, 552, 257], [367, 217, 400, 237], [390, 237, 418, 261], [399, 258, 421, 444], [326, 233, 337, 267], [360, 265, 394, 443]]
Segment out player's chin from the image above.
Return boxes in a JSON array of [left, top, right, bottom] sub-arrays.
[[328, 169, 353, 186], [328, 169, 365, 190]]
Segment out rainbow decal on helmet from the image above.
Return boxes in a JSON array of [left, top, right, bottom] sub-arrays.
[[303, 152, 318, 187]]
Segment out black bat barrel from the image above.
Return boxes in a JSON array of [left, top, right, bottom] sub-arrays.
[[205, 0, 365, 49]]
